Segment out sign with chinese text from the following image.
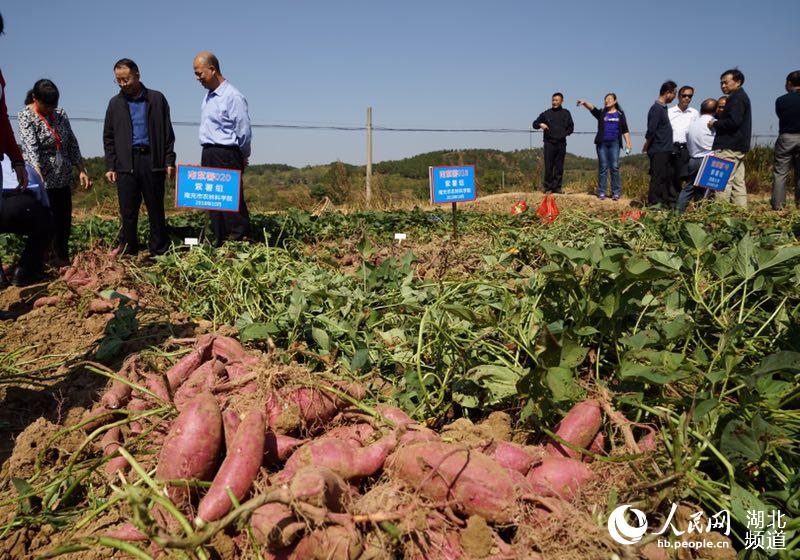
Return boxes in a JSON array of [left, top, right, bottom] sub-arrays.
[[429, 165, 476, 204], [175, 165, 241, 212], [694, 155, 734, 192]]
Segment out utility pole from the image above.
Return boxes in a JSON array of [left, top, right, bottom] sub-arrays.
[[366, 106, 373, 206]]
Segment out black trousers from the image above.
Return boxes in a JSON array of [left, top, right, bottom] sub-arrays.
[[116, 152, 169, 255], [543, 141, 566, 192], [201, 145, 250, 246], [0, 192, 53, 275], [46, 187, 72, 261], [647, 151, 674, 206], [669, 143, 690, 206]]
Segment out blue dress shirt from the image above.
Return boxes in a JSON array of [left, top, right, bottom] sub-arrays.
[[199, 80, 251, 158], [126, 90, 149, 147]]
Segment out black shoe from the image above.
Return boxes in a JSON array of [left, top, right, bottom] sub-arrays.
[[552, 189, 564, 194], [0, 310, 15, 321], [12, 268, 45, 287]]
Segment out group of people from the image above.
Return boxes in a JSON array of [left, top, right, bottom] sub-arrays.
[[532, 69, 800, 212], [0, 11, 253, 287]]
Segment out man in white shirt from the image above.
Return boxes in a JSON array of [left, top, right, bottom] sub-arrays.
[[668, 85, 699, 207], [677, 98, 717, 213]]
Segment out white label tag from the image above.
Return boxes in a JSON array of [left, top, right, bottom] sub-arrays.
[[394, 233, 407, 241], [184, 237, 199, 247]]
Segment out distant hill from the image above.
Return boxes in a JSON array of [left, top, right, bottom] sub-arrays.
[[75, 148, 652, 212]]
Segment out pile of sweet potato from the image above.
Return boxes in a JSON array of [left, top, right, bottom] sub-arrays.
[[76, 334, 651, 559]]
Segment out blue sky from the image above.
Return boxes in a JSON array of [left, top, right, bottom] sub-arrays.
[[3, 0, 799, 167]]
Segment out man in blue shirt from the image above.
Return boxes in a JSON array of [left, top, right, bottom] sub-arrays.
[[104, 58, 176, 256], [193, 51, 252, 246]]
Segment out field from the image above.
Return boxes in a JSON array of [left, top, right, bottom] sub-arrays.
[[0, 187, 799, 559]]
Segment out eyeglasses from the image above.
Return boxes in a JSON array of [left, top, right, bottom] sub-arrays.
[[114, 77, 135, 86], [680, 93, 694, 98]]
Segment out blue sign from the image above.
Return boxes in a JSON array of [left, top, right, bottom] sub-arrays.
[[429, 165, 476, 204], [694, 155, 735, 192], [175, 165, 241, 211]]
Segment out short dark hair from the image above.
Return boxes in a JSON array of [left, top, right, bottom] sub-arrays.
[[787, 70, 800, 87], [721, 68, 744, 85], [700, 98, 717, 115], [114, 58, 139, 74], [718, 95, 728, 102], [0, 13, 5, 35], [660, 80, 677, 95], [27, 79, 59, 107], [552, 92, 564, 99], [679, 85, 694, 96]]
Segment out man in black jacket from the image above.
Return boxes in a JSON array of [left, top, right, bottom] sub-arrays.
[[103, 58, 176, 255], [710, 68, 751, 207], [644, 81, 677, 206], [532, 93, 574, 193]]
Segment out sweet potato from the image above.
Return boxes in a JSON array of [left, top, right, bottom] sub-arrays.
[[386, 442, 517, 523], [289, 466, 349, 511], [99, 426, 129, 475], [290, 525, 362, 560], [196, 410, 266, 524], [33, 295, 62, 308], [525, 456, 593, 499], [491, 442, 545, 475], [127, 398, 148, 434], [374, 405, 415, 427], [264, 431, 306, 467], [100, 361, 135, 410], [276, 432, 397, 483], [269, 382, 365, 433], [80, 404, 116, 432], [156, 392, 223, 507], [398, 427, 440, 447], [210, 335, 251, 363], [104, 522, 148, 541], [545, 400, 602, 459], [222, 409, 242, 449], [88, 298, 116, 314], [583, 432, 605, 463], [639, 430, 657, 453], [322, 423, 376, 447], [251, 503, 306, 550], [174, 359, 226, 408], [165, 336, 214, 390]]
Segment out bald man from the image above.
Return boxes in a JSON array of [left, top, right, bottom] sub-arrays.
[[193, 51, 252, 246]]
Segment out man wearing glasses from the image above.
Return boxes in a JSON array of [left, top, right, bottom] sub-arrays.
[[103, 58, 176, 256], [668, 86, 698, 207]]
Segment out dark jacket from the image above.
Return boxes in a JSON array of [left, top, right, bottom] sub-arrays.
[[589, 107, 629, 147], [103, 85, 176, 173], [532, 107, 574, 143], [645, 102, 673, 154], [0, 69, 24, 165], [712, 88, 751, 153], [775, 91, 800, 135]]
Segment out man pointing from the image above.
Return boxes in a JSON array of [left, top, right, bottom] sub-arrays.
[[193, 51, 252, 246]]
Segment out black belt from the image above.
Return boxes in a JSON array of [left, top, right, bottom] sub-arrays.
[[674, 142, 687, 148], [132, 145, 150, 154], [202, 143, 240, 151]]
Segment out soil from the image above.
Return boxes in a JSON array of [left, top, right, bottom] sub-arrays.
[[459, 515, 495, 558]]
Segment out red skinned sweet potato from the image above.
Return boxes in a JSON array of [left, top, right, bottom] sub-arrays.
[[290, 525, 362, 560], [156, 392, 223, 508], [99, 426, 129, 475], [275, 432, 397, 483], [251, 503, 306, 550], [398, 427, 440, 447], [546, 400, 602, 459], [289, 466, 349, 511], [222, 409, 242, 449], [88, 298, 116, 314], [103, 522, 148, 541], [322, 423, 376, 447], [264, 431, 306, 467], [269, 382, 365, 433], [127, 398, 148, 434], [386, 441, 517, 523], [196, 409, 266, 524], [583, 432, 605, 463], [174, 359, 226, 409], [525, 456, 593, 499], [33, 295, 62, 308], [374, 404, 415, 427], [165, 336, 214, 390], [81, 405, 116, 432], [100, 366, 135, 410], [491, 442, 545, 475]]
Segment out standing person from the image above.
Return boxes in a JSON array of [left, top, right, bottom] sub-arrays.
[[709, 69, 751, 207], [576, 94, 632, 200], [643, 81, 677, 206], [193, 51, 252, 246], [770, 70, 800, 210], [104, 58, 176, 255], [18, 80, 91, 265], [532, 93, 574, 194], [677, 98, 718, 213], [668, 85, 699, 206], [716, 96, 728, 117], [0, 13, 28, 192]]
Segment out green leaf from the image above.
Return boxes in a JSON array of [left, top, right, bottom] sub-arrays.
[[753, 351, 800, 376], [441, 304, 478, 323], [729, 484, 772, 529], [625, 256, 652, 276], [349, 348, 370, 372], [311, 327, 330, 353], [620, 329, 660, 351], [559, 340, 588, 369], [692, 398, 718, 423], [756, 246, 800, 272], [239, 322, 278, 342], [573, 326, 600, 336], [466, 365, 523, 405], [684, 222, 709, 250], [546, 367, 580, 402], [646, 251, 683, 271], [11, 477, 33, 514], [733, 234, 757, 279]]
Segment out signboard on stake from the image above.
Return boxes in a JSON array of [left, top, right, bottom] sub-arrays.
[[694, 155, 735, 192], [429, 165, 476, 241], [175, 164, 242, 212]]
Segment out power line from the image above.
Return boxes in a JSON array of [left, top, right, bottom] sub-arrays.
[[8, 115, 779, 138]]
